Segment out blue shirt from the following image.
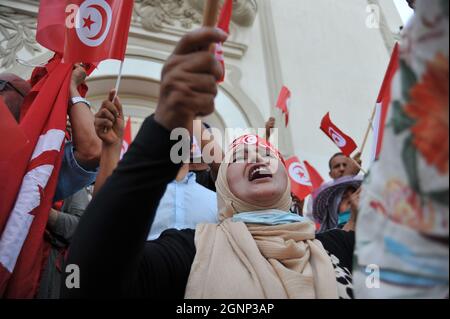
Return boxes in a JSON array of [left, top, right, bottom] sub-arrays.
[[147, 172, 218, 241], [54, 141, 98, 201]]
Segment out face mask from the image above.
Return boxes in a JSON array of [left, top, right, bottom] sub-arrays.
[[232, 210, 306, 226], [338, 210, 352, 226]]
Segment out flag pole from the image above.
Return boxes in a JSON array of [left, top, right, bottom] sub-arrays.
[[203, 0, 221, 27], [203, 0, 221, 53], [114, 60, 125, 100], [359, 104, 377, 156], [104, 61, 125, 133]]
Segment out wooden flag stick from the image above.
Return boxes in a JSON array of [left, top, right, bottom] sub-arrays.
[[359, 104, 377, 156], [203, 0, 221, 53], [203, 0, 221, 27]]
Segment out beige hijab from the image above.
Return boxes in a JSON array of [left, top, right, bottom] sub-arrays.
[[185, 143, 338, 299]]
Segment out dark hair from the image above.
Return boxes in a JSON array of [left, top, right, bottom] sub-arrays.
[[329, 152, 345, 170]]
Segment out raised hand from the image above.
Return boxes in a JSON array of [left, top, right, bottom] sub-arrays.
[[95, 90, 125, 147], [154, 27, 228, 133]]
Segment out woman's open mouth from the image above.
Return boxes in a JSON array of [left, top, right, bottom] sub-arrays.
[[248, 165, 273, 181]]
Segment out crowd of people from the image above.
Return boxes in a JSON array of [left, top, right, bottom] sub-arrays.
[[0, 0, 448, 299]]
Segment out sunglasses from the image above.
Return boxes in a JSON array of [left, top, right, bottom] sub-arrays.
[[0, 79, 26, 98]]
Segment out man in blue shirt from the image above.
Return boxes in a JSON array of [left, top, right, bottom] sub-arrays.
[[147, 163, 218, 241]]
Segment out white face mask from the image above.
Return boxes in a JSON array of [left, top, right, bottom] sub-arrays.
[[231, 210, 307, 226]]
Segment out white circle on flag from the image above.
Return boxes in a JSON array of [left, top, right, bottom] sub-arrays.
[[243, 135, 258, 145], [328, 127, 347, 148], [76, 0, 112, 47], [288, 162, 312, 186]]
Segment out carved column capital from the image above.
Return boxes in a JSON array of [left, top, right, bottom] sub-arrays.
[[134, 0, 202, 32], [187, 0, 257, 27], [0, 5, 41, 69]]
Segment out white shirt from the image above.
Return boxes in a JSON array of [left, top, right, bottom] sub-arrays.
[[147, 172, 218, 240]]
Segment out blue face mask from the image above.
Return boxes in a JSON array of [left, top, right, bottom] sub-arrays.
[[338, 210, 352, 226], [232, 210, 307, 226]]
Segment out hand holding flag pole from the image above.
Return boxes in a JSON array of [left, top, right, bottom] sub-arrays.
[[203, 0, 221, 53]]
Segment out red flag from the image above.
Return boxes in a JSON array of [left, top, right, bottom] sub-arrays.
[[218, 0, 233, 34], [285, 157, 313, 200], [372, 43, 400, 160], [216, 0, 233, 83], [120, 117, 132, 159], [36, 0, 67, 53], [0, 98, 29, 162], [63, 0, 134, 63], [320, 112, 357, 156], [303, 161, 324, 193], [0, 56, 72, 298], [276, 86, 291, 127], [215, 43, 226, 83]]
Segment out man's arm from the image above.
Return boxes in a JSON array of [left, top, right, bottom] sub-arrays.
[[68, 65, 102, 170], [93, 90, 125, 196], [62, 28, 228, 298], [347, 152, 363, 176]]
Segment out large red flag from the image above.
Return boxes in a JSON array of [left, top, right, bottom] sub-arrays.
[[320, 112, 358, 156], [0, 56, 72, 298], [276, 86, 291, 127], [285, 157, 313, 200], [63, 0, 134, 63], [372, 43, 400, 160], [0, 98, 29, 162], [303, 160, 324, 193], [36, 0, 67, 53], [215, 0, 233, 83]]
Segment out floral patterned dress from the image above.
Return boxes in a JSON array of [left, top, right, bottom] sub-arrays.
[[354, 0, 449, 298]]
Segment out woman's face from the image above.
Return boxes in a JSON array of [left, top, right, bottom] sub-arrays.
[[339, 187, 356, 213], [226, 147, 288, 208]]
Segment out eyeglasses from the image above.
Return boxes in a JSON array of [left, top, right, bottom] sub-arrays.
[[0, 79, 26, 97]]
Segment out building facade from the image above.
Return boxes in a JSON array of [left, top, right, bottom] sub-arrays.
[[0, 0, 404, 178]]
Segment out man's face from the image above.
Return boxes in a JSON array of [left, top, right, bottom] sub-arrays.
[[0, 74, 31, 122], [329, 155, 349, 180]]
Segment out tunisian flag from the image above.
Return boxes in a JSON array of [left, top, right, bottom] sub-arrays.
[[63, 0, 134, 63], [276, 86, 291, 127], [0, 56, 72, 298], [120, 117, 132, 159], [303, 161, 324, 193], [0, 98, 29, 162], [285, 157, 313, 200], [36, 0, 67, 53], [320, 113, 358, 156], [372, 43, 399, 161], [215, 0, 233, 83]]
